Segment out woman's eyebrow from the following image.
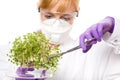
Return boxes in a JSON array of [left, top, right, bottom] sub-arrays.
[[45, 12, 53, 14]]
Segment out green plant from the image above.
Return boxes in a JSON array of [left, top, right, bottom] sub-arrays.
[[7, 32, 61, 72]]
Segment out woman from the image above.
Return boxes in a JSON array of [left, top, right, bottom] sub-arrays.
[[11, 0, 120, 80]]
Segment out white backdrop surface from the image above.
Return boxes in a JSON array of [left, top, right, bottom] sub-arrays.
[[0, 0, 40, 45]]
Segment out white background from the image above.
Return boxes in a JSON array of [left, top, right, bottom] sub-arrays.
[[0, 0, 40, 45]]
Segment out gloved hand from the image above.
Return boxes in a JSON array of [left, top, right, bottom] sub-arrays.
[[79, 16, 115, 53], [15, 67, 46, 80]]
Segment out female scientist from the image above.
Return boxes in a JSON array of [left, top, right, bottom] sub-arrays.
[[15, 0, 120, 80]]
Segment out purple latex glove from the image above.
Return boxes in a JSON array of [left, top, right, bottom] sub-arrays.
[[80, 16, 115, 53], [16, 67, 34, 77], [15, 67, 46, 80]]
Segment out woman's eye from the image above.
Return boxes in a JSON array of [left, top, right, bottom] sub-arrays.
[[61, 17, 71, 21], [45, 15, 53, 19], [60, 15, 73, 21], [63, 17, 71, 21]]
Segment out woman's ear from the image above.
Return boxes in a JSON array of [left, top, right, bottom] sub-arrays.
[[76, 7, 80, 17], [37, 1, 41, 12]]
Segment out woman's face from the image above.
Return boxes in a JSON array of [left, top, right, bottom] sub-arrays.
[[40, 0, 77, 24]]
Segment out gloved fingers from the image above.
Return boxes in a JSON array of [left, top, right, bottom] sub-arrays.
[[83, 44, 92, 53], [79, 35, 87, 51], [16, 67, 34, 74], [42, 70, 46, 76], [27, 68, 34, 71], [80, 31, 96, 52], [83, 27, 98, 45], [80, 26, 99, 53], [89, 40, 97, 45], [80, 23, 103, 53], [97, 23, 104, 38], [16, 67, 27, 74], [91, 24, 101, 42], [85, 31, 93, 41], [83, 39, 97, 53], [16, 67, 34, 78]]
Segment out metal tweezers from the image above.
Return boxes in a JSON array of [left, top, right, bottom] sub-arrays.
[[61, 38, 96, 55], [61, 45, 80, 56], [49, 39, 96, 58]]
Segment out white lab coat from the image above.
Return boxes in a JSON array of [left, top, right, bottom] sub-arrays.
[[46, 17, 120, 80]]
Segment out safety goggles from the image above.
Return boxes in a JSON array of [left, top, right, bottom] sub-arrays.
[[39, 9, 79, 22]]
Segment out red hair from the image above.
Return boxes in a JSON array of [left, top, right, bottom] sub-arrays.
[[38, 0, 79, 12]]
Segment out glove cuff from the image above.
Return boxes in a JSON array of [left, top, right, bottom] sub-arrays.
[[105, 16, 115, 33]]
